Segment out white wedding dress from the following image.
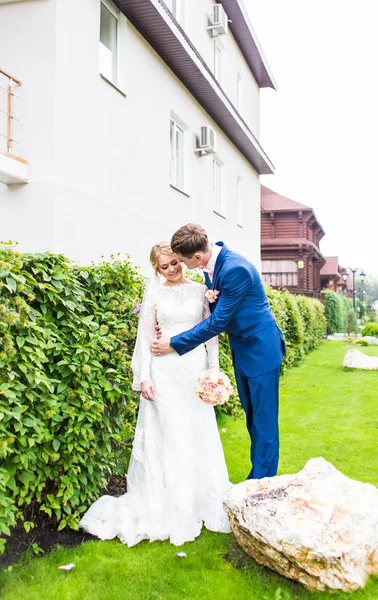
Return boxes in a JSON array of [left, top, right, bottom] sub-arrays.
[[79, 281, 231, 546]]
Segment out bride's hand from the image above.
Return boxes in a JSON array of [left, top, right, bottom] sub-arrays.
[[141, 379, 156, 401], [155, 324, 162, 339]]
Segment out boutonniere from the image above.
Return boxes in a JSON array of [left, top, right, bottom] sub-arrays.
[[205, 289, 220, 304]]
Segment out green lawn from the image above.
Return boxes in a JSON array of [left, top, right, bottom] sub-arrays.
[[1, 341, 378, 600]]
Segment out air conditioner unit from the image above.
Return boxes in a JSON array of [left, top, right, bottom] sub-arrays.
[[195, 126, 217, 156], [208, 4, 229, 36]]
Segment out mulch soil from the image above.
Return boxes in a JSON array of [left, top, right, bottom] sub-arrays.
[[0, 475, 127, 569]]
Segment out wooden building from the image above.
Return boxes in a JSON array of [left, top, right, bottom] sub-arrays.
[[261, 185, 326, 297], [320, 256, 352, 295]]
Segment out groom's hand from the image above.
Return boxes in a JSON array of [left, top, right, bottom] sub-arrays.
[[155, 324, 162, 339], [152, 336, 173, 356]]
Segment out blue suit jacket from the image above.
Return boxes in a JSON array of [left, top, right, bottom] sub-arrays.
[[170, 242, 285, 377]]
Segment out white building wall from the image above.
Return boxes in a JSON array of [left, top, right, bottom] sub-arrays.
[[0, 0, 263, 272], [183, 0, 260, 137]]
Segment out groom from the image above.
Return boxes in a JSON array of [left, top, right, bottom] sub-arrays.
[[152, 223, 285, 480]]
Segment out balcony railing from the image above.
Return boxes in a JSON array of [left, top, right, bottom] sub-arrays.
[[0, 68, 29, 183], [0, 68, 22, 155]]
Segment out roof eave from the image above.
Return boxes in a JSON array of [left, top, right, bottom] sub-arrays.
[[262, 240, 325, 260], [115, 0, 274, 175], [261, 206, 325, 235], [218, 0, 276, 90]]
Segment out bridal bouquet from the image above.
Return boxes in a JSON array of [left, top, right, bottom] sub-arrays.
[[196, 369, 233, 406]]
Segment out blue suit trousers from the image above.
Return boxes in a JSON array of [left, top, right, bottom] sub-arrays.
[[233, 363, 280, 479]]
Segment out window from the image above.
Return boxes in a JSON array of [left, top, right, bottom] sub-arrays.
[[236, 72, 242, 112], [213, 157, 225, 216], [170, 118, 185, 192], [262, 260, 298, 287], [214, 41, 223, 83], [166, 0, 185, 25], [236, 176, 242, 227], [99, 0, 118, 85]]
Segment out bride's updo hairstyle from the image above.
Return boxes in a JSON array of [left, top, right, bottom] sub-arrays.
[[150, 242, 175, 274]]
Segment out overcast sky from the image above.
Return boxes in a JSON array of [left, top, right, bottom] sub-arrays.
[[244, 0, 378, 278]]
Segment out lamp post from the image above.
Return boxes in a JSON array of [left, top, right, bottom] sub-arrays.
[[342, 268, 366, 309]]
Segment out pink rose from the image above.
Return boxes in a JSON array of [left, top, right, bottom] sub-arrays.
[[196, 368, 233, 406]]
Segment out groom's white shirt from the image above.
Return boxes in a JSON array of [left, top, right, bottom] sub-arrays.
[[206, 243, 222, 283]]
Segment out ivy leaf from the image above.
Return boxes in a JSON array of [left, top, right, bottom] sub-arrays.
[[16, 336, 26, 349], [6, 477, 18, 493], [57, 519, 67, 531], [5, 277, 17, 293], [19, 471, 35, 486]]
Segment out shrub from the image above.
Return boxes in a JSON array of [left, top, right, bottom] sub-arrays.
[[321, 290, 356, 335], [361, 322, 378, 338], [217, 334, 241, 417], [0, 244, 144, 549], [264, 286, 325, 374], [295, 296, 326, 353], [322, 290, 343, 334], [345, 308, 358, 335], [280, 291, 305, 364]]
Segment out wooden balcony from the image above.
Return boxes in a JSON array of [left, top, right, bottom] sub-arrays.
[[0, 68, 29, 184]]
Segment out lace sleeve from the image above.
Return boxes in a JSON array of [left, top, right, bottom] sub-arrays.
[[131, 286, 157, 390], [202, 290, 219, 370]]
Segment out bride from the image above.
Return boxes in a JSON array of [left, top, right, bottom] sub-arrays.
[[79, 242, 231, 546]]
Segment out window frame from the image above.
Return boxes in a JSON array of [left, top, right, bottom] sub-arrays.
[[213, 156, 225, 218], [236, 176, 243, 227], [170, 113, 190, 196], [236, 72, 242, 112], [214, 39, 223, 84], [99, 0, 119, 85], [172, 0, 185, 26], [99, 0, 127, 95]]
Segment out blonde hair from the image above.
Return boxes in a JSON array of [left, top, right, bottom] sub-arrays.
[[150, 241, 175, 273]]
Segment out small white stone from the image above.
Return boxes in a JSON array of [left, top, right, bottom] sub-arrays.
[[58, 563, 76, 571], [176, 552, 187, 558]]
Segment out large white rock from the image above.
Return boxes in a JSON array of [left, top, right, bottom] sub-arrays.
[[224, 458, 378, 592], [343, 348, 378, 369], [362, 336, 378, 345]]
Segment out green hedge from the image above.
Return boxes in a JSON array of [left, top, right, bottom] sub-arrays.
[[361, 322, 378, 338], [264, 286, 326, 374], [0, 244, 144, 553], [321, 289, 356, 334], [0, 245, 326, 550]]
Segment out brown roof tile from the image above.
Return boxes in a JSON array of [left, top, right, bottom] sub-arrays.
[[261, 185, 311, 212], [320, 256, 340, 276]]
